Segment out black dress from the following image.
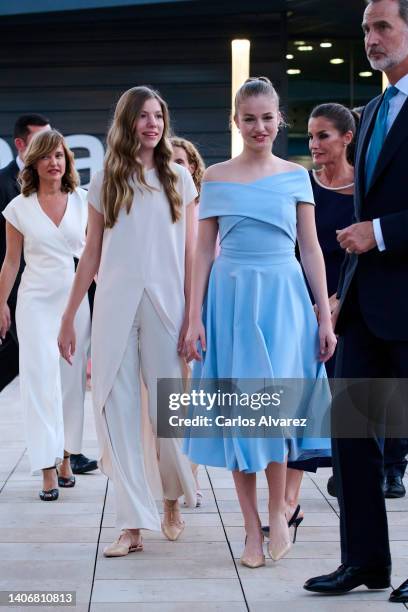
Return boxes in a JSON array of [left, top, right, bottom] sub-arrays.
[[288, 170, 354, 472]]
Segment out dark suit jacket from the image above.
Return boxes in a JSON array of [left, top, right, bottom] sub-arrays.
[[336, 91, 408, 341], [0, 159, 23, 310]]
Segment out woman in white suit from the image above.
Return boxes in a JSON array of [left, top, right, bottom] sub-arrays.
[[58, 86, 197, 557], [0, 130, 91, 500]]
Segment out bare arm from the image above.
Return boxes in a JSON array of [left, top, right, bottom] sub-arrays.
[[184, 216, 218, 361], [177, 200, 197, 352], [58, 204, 104, 362], [297, 204, 337, 361], [0, 222, 23, 338]]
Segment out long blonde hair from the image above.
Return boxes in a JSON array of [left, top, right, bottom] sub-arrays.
[[20, 129, 79, 197], [102, 86, 182, 228], [171, 136, 205, 201]]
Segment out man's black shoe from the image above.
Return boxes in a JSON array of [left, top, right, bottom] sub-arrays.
[[390, 578, 408, 603], [70, 453, 98, 474], [384, 475, 406, 499], [303, 564, 391, 594], [327, 474, 337, 498]]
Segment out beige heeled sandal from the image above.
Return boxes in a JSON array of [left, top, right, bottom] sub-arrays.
[[103, 529, 143, 557], [161, 499, 185, 541]]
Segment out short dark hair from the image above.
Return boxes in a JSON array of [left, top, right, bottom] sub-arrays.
[[366, 0, 408, 25], [13, 113, 50, 141]]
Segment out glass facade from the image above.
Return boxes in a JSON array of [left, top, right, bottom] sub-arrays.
[[287, 36, 382, 163]]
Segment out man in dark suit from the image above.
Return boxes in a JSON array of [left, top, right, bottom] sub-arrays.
[[0, 114, 50, 390], [304, 0, 408, 603], [0, 114, 97, 475]]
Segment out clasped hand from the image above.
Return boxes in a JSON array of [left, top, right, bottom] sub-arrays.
[[336, 221, 376, 255], [0, 304, 11, 342], [181, 318, 207, 363]]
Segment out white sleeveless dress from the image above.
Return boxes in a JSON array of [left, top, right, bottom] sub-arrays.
[[2, 190, 90, 473]]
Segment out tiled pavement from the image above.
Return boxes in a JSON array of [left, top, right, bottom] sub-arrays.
[[1, 377, 407, 611]]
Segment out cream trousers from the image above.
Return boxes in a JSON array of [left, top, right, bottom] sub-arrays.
[[103, 292, 196, 531]]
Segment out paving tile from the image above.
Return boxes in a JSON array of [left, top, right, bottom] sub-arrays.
[[241, 577, 391, 602], [0, 542, 97, 561], [0, 560, 94, 581], [96, 540, 230, 560], [95, 557, 236, 579], [0, 527, 100, 543], [92, 578, 245, 603]]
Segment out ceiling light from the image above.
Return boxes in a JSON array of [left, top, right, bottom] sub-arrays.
[[359, 71, 373, 77], [330, 58, 345, 65], [298, 45, 313, 51], [287, 69, 301, 75], [286, 54, 294, 59], [294, 40, 306, 46], [320, 42, 332, 48]]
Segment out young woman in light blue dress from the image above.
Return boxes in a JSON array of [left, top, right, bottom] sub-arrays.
[[184, 77, 336, 568]]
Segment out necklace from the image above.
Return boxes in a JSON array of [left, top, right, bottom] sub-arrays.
[[312, 169, 354, 191]]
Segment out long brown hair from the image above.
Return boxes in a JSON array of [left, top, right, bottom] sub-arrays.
[[20, 129, 79, 197], [171, 136, 205, 201], [102, 86, 182, 228]]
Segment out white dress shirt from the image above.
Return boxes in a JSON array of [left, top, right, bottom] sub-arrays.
[[372, 73, 408, 251], [16, 155, 24, 171]]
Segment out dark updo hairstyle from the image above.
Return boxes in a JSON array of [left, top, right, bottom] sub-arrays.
[[233, 76, 286, 128], [309, 103, 359, 165]]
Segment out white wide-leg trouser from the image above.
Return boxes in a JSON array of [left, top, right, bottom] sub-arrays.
[[103, 292, 196, 531]]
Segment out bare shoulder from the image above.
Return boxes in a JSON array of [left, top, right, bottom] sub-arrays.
[[203, 160, 236, 183], [275, 159, 306, 174]]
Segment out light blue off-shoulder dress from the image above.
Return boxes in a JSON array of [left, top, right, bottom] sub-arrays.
[[183, 168, 331, 472]]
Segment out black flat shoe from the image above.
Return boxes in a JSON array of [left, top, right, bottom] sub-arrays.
[[70, 453, 98, 474], [304, 564, 391, 594], [261, 504, 304, 543], [390, 577, 408, 603], [384, 475, 406, 499], [57, 474, 76, 488], [39, 488, 59, 501]]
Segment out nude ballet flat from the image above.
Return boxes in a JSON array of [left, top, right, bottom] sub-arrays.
[[103, 530, 143, 557], [240, 535, 265, 569], [161, 499, 185, 541]]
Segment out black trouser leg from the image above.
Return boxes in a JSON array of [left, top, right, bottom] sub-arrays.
[[333, 309, 391, 568]]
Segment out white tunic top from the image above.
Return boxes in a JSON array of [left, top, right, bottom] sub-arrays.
[[88, 164, 197, 412]]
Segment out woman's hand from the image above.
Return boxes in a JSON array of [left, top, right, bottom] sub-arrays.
[[177, 315, 189, 355], [184, 318, 206, 362], [328, 293, 339, 314], [58, 315, 76, 365], [318, 319, 337, 363], [0, 303, 10, 340]]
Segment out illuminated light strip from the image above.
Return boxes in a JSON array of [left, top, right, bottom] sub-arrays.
[[231, 39, 250, 157]]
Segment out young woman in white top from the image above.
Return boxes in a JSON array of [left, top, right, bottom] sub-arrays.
[[58, 86, 197, 557], [0, 130, 90, 501]]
